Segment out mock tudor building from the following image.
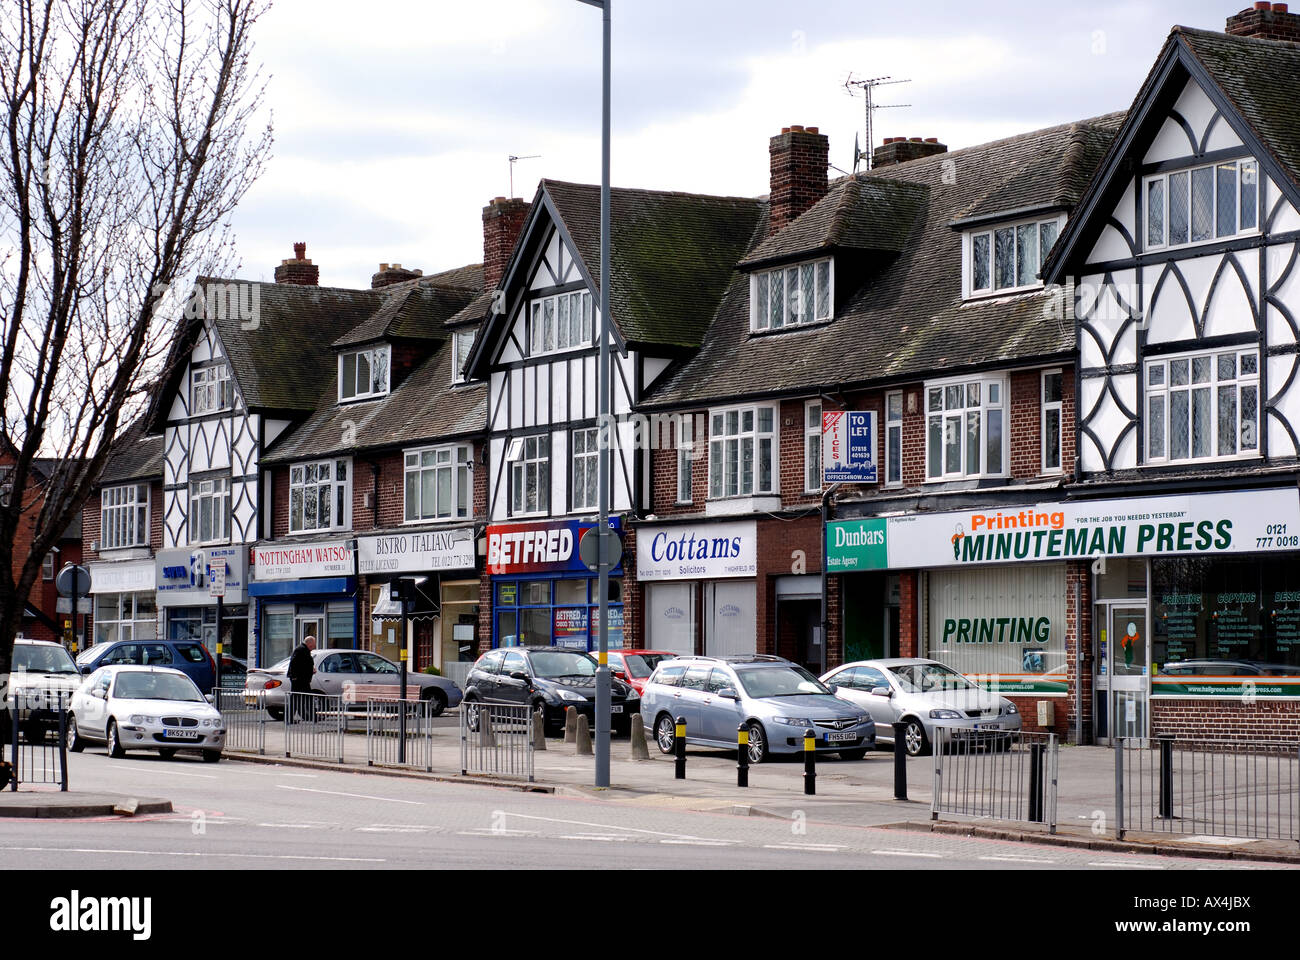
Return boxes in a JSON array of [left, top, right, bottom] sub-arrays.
[[1043, 6, 1300, 741]]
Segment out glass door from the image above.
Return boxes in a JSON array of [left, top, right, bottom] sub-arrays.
[[1108, 604, 1149, 741]]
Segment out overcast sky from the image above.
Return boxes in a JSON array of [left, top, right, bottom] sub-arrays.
[[227, 0, 1246, 289]]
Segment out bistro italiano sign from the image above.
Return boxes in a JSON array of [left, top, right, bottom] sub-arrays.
[[358, 528, 475, 574], [827, 489, 1300, 571]]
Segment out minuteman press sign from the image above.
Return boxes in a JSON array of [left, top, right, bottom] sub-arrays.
[[827, 488, 1300, 570]]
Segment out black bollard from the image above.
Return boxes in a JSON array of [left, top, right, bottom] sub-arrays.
[[674, 716, 687, 780], [803, 728, 817, 796], [1028, 742, 1045, 823], [1158, 735, 1175, 820], [892, 721, 909, 801], [737, 723, 749, 788]]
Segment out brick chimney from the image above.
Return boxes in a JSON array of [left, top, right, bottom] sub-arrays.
[[1227, 2, 1300, 40], [483, 196, 531, 291], [768, 125, 829, 236], [274, 242, 319, 286], [371, 263, 423, 289], [872, 136, 948, 170]]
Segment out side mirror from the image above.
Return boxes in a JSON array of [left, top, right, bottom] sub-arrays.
[[871, 686, 892, 697], [205, 694, 215, 704], [717, 687, 739, 700], [509, 671, 530, 682], [80, 665, 92, 675], [826, 683, 839, 694], [92, 688, 106, 699]]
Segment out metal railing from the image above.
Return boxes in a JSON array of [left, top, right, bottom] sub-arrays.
[[6, 693, 70, 791], [931, 726, 1058, 833], [365, 699, 437, 772], [284, 692, 345, 763], [217, 689, 268, 755], [460, 702, 534, 782], [1116, 736, 1300, 844]]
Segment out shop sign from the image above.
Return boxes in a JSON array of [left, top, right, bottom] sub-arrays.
[[636, 521, 757, 582], [554, 607, 588, 647], [87, 559, 155, 594], [155, 546, 246, 606], [1151, 676, 1300, 698], [253, 539, 353, 581], [358, 528, 475, 574], [828, 489, 1300, 570], [486, 517, 622, 576], [822, 411, 878, 483]]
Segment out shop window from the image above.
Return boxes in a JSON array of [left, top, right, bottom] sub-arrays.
[[708, 405, 776, 499], [404, 445, 471, 521], [924, 376, 1007, 480], [290, 459, 350, 533]]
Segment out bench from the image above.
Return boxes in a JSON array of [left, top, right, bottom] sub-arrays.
[[341, 683, 423, 705]]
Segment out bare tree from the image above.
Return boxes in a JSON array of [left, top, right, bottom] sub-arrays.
[[0, 0, 272, 670]]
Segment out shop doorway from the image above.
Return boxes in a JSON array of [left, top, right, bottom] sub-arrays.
[[842, 572, 900, 663], [1095, 602, 1149, 742]]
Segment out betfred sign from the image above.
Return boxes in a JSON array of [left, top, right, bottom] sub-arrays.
[[487, 517, 622, 576]]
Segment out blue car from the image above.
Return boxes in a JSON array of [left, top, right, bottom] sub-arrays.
[[76, 639, 217, 693]]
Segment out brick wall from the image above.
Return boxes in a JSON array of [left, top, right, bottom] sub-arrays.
[[768, 126, 829, 237], [1152, 698, 1300, 740]]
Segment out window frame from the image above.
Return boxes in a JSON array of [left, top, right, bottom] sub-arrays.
[[749, 259, 834, 332], [528, 289, 593, 358], [676, 418, 694, 505], [289, 458, 352, 534], [885, 390, 904, 487], [42, 552, 55, 580], [403, 444, 471, 523], [570, 427, 600, 513], [923, 374, 1008, 481], [1041, 369, 1064, 476], [1144, 158, 1259, 251], [507, 433, 551, 517], [451, 328, 477, 384], [965, 216, 1063, 298], [100, 483, 151, 550], [188, 475, 231, 545], [1144, 348, 1260, 465], [804, 399, 823, 494], [707, 404, 777, 499], [190, 363, 234, 416], [338, 344, 391, 403]]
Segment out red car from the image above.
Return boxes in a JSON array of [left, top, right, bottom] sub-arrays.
[[604, 650, 679, 696]]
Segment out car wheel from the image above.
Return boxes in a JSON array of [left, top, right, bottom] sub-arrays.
[[106, 720, 126, 759], [158, 748, 177, 760], [464, 697, 481, 733], [745, 722, 768, 765], [267, 707, 284, 721], [422, 689, 447, 718], [530, 700, 552, 736], [202, 751, 222, 764], [902, 718, 929, 757], [68, 715, 86, 753], [654, 713, 676, 755], [839, 748, 869, 761]]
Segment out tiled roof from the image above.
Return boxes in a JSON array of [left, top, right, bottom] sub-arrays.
[[99, 428, 163, 484], [542, 180, 766, 349], [740, 176, 929, 267], [332, 264, 483, 348], [641, 113, 1124, 409], [445, 289, 495, 329]]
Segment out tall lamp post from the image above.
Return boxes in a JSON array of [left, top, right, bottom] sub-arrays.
[[577, 0, 612, 788]]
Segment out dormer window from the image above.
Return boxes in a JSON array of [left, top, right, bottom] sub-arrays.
[[339, 345, 390, 402], [750, 259, 832, 332], [452, 328, 477, 384], [528, 290, 592, 357], [1145, 159, 1258, 251], [966, 216, 1061, 297]]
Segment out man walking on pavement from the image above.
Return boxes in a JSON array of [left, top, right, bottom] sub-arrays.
[[288, 635, 317, 723]]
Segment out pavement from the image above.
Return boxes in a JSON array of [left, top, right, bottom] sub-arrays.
[[0, 791, 172, 818]]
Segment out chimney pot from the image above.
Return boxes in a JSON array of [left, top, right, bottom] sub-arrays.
[[1275, 2, 1289, 12], [1229, 2, 1300, 38], [924, 137, 939, 143], [807, 126, 819, 134], [370, 262, 422, 289], [872, 137, 948, 169], [380, 263, 389, 271], [275, 242, 319, 285], [1256, 1, 1270, 8], [293, 242, 306, 260], [780, 126, 791, 134]]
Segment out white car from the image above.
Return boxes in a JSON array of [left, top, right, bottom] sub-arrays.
[[1, 639, 83, 744], [69, 665, 226, 762]]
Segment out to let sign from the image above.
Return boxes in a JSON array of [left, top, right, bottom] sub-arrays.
[[822, 411, 877, 483]]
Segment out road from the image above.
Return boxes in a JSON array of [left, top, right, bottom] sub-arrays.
[[0, 748, 1286, 870]]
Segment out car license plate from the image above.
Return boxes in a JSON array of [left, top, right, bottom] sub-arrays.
[[824, 731, 856, 743], [611, 706, 623, 714], [166, 730, 200, 740], [973, 723, 998, 730]]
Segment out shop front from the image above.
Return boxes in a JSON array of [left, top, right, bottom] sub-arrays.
[[486, 517, 624, 651], [358, 527, 477, 671], [154, 545, 249, 661], [88, 558, 158, 650], [637, 520, 757, 658], [249, 539, 356, 667]]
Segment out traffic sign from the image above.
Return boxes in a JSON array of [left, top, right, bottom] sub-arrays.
[[55, 563, 92, 597], [579, 525, 623, 571]]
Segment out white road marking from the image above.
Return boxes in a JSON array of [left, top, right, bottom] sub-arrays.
[[499, 811, 725, 842], [132, 769, 219, 780], [1087, 861, 1165, 869], [0, 845, 382, 863], [980, 855, 1057, 864], [659, 839, 735, 846], [276, 784, 421, 805], [763, 843, 843, 852], [870, 849, 942, 858], [357, 826, 429, 833], [258, 823, 332, 829], [456, 829, 538, 837], [559, 834, 630, 841]]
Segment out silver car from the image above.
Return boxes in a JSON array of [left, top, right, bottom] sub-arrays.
[[640, 655, 875, 763], [69, 665, 226, 762], [243, 648, 463, 718], [821, 658, 1021, 757]]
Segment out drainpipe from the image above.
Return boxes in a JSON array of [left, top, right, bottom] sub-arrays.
[[819, 482, 842, 677]]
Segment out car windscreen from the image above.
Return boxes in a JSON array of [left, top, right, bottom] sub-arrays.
[[13, 644, 79, 675], [530, 651, 598, 679], [734, 665, 829, 698], [890, 663, 974, 693], [622, 655, 655, 679], [75, 644, 101, 665], [636, 653, 675, 674], [113, 672, 204, 701]]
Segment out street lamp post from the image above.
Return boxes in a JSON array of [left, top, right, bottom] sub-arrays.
[[577, 0, 612, 789]]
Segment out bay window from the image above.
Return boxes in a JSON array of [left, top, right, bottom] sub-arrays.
[[708, 405, 776, 498], [967, 217, 1060, 296], [101, 483, 150, 549], [1146, 159, 1258, 249], [508, 434, 549, 516], [750, 259, 833, 331], [189, 476, 230, 544], [404, 446, 471, 521], [1145, 349, 1259, 463], [290, 459, 350, 533], [925, 376, 1006, 480], [339, 345, 390, 401]]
